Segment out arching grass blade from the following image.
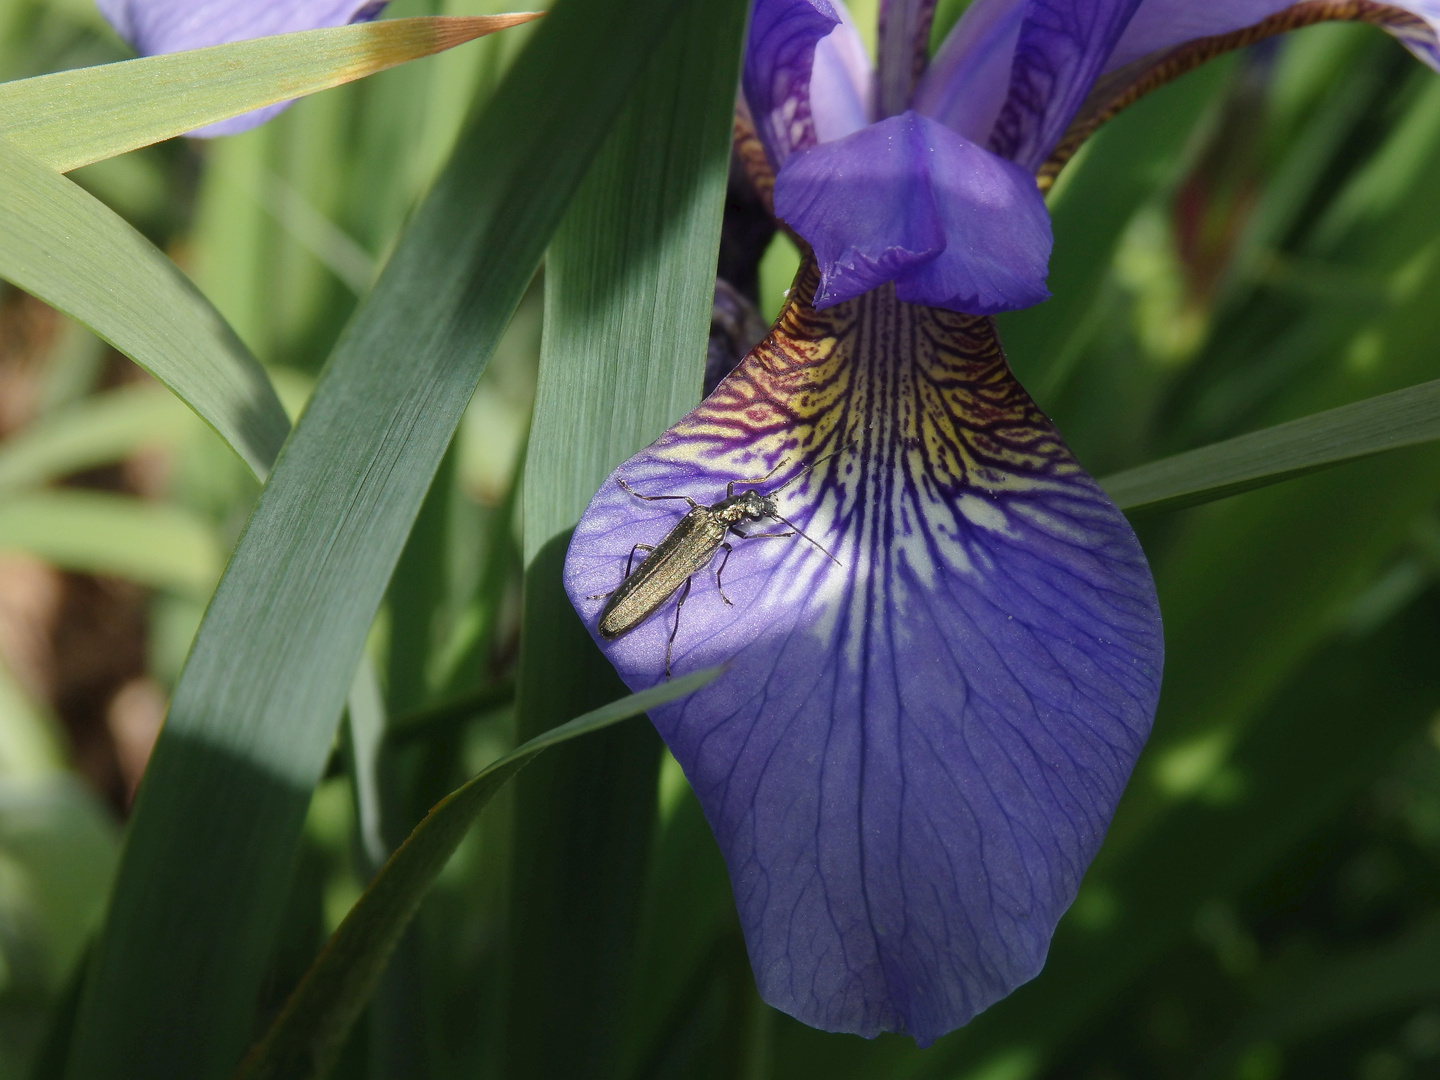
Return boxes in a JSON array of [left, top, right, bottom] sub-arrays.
[[0, 490, 221, 596], [0, 15, 540, 173], [234, 668, 719, 1080], [0, 139, 288, 478], [0, 385, 194, 494], [1101, 377, 1440, 514]]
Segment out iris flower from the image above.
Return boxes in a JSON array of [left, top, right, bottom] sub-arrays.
[[98, 0, 1440, 1047], [564, 0, 1440, 1046]]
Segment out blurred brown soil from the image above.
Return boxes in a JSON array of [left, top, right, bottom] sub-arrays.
[[0, 286, 164, 813]]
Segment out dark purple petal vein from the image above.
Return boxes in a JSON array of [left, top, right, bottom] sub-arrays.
[[564, 262, 1163, 1044], [743, 0, 845, 168]]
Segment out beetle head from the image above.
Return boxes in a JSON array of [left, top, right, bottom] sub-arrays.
[[738, 489, 776, 519]]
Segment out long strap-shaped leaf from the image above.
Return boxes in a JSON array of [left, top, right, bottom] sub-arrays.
[[234, 668, 718, 1080], [62, 0, 708, 1075], [1101, 378, 1440, 514], [0, 15, 539, 173], [508, 0, 746, 1071], [0, 139, 288, 478]]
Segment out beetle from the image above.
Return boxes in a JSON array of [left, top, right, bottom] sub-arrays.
[[589, 453, 843, 676]]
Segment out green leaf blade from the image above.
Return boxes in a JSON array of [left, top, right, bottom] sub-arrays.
[[62, 0, 707, 1074], [1100, 377, 1440, 513], [0, 15, 541, 173], [0, 139, 289, 478], [509, 0, 747, 1074], [0, 384, 195, 494], [234, 668, 720, 1080]]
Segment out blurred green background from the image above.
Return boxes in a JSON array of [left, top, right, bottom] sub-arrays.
[[2, 1, 1440, 1078]]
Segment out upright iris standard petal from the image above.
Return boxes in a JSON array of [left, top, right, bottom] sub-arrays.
[[743, 0, 845, 168], [1108, 0, 1440, 71], [875, 0, 939, 116], [96, 0, 387, 134], [565, 264, 1163, 1045], [775, 111, 1052, 313], [988, 0, 1144, 171], [913, 0, 1028, 143], [810, 6, 875, 144], [1104, 0, 1292, 68]]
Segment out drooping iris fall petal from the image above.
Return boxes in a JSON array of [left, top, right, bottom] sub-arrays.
[[1109, 0, 1440, 71], [96, 0, 388, 134], [774, 111, 1052, 313], [564, 264, 1163, 1044]]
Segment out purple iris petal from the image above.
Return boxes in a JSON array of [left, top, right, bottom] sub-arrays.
[[891, 119, 1051, 312], [1108, 0, 1440, 71], [774, 114, 945, 305], [876, 0, 938, 117], [565, 268, 1163, 1044], [743, 0, 844, 168], [774, 111, 1052, 314], [988, 0, 1144, 172], [913, 0, 1027, 144], [96, 0, 387, 135], [1105, 0, 1291, 68], [811, 8, 874, 144]]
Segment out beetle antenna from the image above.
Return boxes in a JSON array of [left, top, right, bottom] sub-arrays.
[[770, 441, 856, 494], [774, 514, 842, 565]]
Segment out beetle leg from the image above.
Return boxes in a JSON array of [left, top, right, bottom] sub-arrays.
[[625, 543, 655, 577], [666, 577, 692, 679], [618, 478, 699, 507], [726, 458, 788, 497], [588, 543, 657, 599], [715, 543, 734, 605], [731, 527, 794, 540]]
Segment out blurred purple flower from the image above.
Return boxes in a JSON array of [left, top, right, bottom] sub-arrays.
[[96, 0, 389, 134], [567, 0, 1440, 1046]]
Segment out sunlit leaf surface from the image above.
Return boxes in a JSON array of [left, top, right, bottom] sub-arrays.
[[0, 139, 287, 477], [0, 15, 540, 172]]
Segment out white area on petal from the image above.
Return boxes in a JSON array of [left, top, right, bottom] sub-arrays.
[[958, 493, 1015, 535]]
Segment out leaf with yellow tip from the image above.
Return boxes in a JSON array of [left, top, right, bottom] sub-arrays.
[[0, 14, 542, 172]]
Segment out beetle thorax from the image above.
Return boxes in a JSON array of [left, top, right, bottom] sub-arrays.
[[715, 489, 776, 525]]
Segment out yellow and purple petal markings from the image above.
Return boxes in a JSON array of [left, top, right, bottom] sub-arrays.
[[564, 262, 1163, 1043]]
